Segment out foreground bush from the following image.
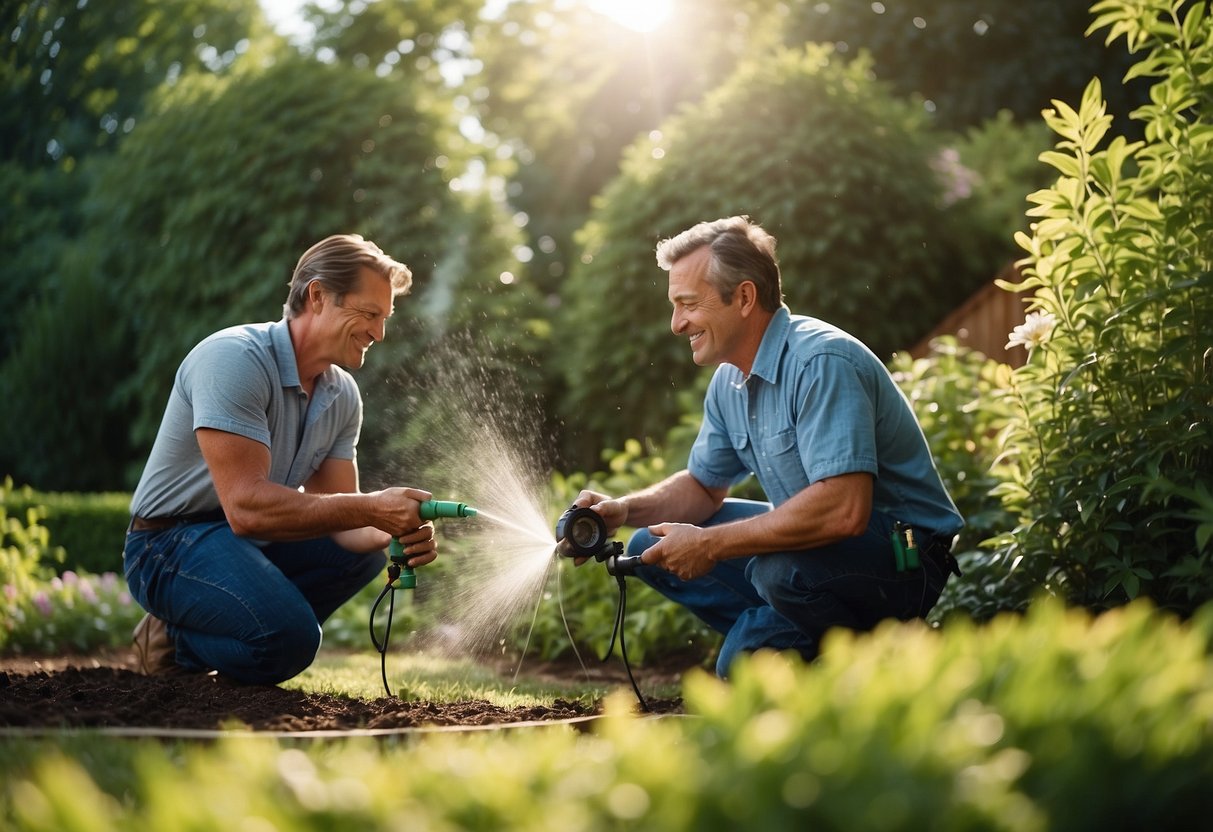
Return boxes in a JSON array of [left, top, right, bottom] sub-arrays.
[[4, 599, 1211, 830]]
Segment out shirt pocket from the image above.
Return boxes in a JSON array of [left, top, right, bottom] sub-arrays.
[[756, 429, 807, 487], [729, 431, 757, 475]]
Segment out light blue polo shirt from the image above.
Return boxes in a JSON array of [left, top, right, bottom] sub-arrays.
[[688, 307, 963, 538], [129, 319, 362, 520]]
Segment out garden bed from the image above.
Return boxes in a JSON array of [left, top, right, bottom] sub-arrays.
[[0, 650, 686, 733]]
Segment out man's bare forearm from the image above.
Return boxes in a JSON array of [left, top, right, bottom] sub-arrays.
[[619, 470, 725, 528]]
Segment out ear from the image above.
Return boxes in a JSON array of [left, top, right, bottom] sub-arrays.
[[307, 279, 325, 312], [737, 280, 759, 316]]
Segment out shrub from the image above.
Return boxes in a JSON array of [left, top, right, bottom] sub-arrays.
[[0, 486, 129, 575], [1, 480, 62, 602], [994, 0, 1213, 613], [1, 478, 139, 655], [4, 599, 1212, 829]]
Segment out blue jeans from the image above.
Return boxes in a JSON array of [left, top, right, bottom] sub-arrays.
[[123, 521, 386, 684], [627, 499, 948, 677]]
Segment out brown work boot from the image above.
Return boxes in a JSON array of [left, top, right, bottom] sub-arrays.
[[132, 612, 178, 675]]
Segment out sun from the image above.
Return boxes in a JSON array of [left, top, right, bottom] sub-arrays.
[[586, 0, 673, 33]]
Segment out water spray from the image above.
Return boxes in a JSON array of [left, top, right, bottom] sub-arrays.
[[371, 499, 477, 697], [554, 505, 649, 711]]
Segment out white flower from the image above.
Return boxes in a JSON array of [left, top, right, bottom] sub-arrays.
[[1006, 311, 1057, 351]]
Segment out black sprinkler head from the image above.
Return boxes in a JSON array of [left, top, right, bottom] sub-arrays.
[[555, 506, 612, 559]]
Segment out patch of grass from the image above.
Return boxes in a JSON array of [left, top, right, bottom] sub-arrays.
[[289, 649, 669, 708]]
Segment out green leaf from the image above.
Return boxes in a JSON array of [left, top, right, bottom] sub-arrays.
[[1040, 150, 1082, 178]]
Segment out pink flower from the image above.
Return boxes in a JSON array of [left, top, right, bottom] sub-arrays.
[[33, 591, 53, 617]]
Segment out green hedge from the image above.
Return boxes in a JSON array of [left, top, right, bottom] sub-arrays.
[[0, 483, 128, 575], [4, 599, 1211, 829]]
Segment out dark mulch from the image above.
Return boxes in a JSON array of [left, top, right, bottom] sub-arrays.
[[0, 651, 687, 733]]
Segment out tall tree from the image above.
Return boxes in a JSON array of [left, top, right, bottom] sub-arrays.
[[2, 0, 265, 168], [0, 0, 272, 361]]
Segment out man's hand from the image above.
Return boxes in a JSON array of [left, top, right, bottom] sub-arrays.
[[571, 489, 628, 535], [393, 522, 438, 568], [367, 486, 433, 535], [641, 523, 715, 580], [559, 489, 628, 565]]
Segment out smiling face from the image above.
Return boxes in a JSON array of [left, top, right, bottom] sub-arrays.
[[313, 266, 394, 370], [667, 246, 749, 369]]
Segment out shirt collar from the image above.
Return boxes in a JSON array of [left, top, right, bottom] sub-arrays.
[[269, 318, 303, 390], [748, 306, 791, 385]]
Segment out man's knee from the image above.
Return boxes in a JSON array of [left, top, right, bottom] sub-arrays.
[[240, 621, 322, 685], [746, 552, 801, 604], [626, 527, 658, 557]]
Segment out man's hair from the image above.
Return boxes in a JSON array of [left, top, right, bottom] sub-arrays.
[[283, 234, 412, 319], [655, 215, 784, 312]]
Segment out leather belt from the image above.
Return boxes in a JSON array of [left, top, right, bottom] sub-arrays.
[[129, 508, 227, 533]]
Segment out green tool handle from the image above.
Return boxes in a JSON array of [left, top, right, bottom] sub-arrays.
[[386, 499, 477, 588], [388, 539, 417, 589]]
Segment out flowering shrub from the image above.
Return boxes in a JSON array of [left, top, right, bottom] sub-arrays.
[[994, 0, 1213, 612], [2, 479, 141, 655], [2, 569, 141, 655]]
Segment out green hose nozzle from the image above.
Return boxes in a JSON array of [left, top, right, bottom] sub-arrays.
[[388, 499, 477, 589], [419, 499, 477, 520]]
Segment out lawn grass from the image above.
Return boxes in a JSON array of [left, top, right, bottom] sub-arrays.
[[285, 647, 681, 708]]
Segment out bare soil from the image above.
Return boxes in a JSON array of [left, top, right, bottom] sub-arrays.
[[0, 649, 689, 733]]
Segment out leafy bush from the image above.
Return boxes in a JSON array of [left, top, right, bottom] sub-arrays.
[[556, 44, 1006, 466], [1, 480, 62, 600], [994, 0, 1213, 613], [1, 479, 138, 655], [5, 600, 1212, 829], [950, 111, 1057, 257], [0, 487, 129, 575]]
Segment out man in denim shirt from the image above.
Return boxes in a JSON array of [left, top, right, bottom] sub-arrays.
[[125, 234, 439, 683], [572, 216, 962, 677]]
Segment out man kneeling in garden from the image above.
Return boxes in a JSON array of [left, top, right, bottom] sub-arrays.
[[570, 216, 964, 677], [125, 234, 439, 684]]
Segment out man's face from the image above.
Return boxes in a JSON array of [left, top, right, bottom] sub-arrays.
[[667, 246, 744, 368], [317, 266, 394, 370]]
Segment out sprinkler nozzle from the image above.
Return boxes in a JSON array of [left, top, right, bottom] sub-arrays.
[[387, 499, 478, 588], [419, 499, 477, 520], [555, 505, 624, 564]]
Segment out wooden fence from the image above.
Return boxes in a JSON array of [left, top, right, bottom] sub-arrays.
[[907, 261, 1031, 368]]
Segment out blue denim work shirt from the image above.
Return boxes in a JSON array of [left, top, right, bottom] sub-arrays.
[[130, 319, 362, 520], [687, 307, 963, 538]]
